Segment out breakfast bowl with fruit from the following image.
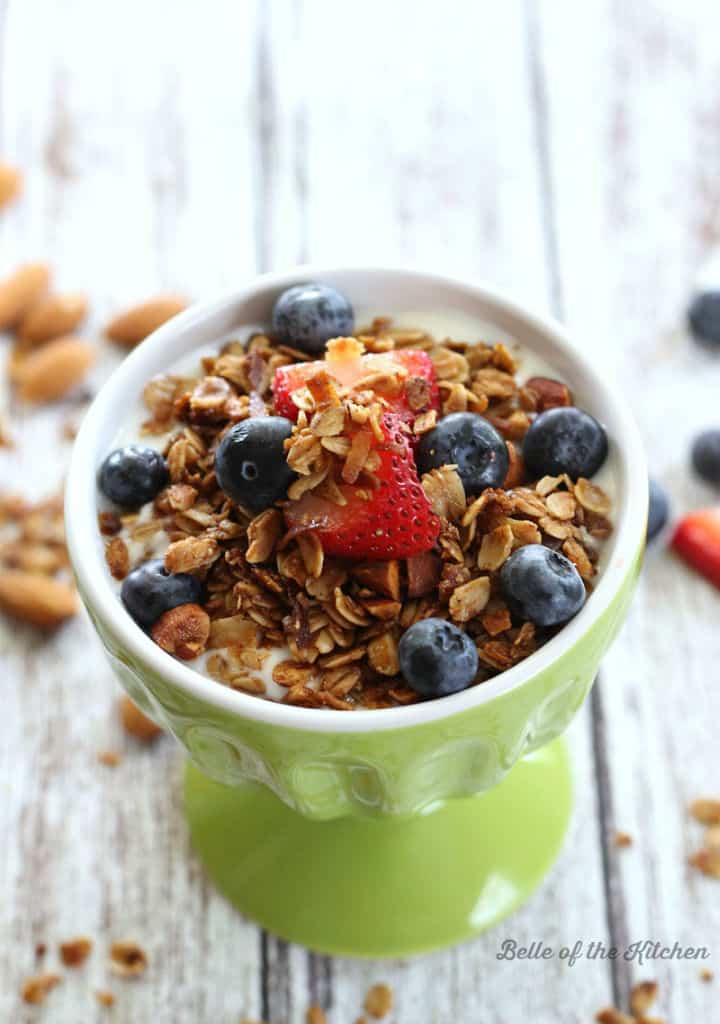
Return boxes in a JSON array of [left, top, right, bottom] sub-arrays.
[[66, 267, 647, 956]]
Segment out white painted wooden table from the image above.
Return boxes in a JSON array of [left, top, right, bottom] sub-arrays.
[[1, 1, 719, 1021]]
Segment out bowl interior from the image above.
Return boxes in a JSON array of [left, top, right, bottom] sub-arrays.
[[66, 266, 647, 733]]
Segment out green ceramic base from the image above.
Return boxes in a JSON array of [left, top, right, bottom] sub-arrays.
[[184, 736, 572, 958]]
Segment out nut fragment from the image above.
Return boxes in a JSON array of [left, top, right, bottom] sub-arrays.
[[351, 560, 401, 600], [208, 614, 260, 649], [151, 603, 210, 660], [106, 294, 188, 347], [477, 523, 514, 571], [629, 980, 658, 1017], [18, 292, 88, 344], [0, 262, 50, 330], [0, 571, 76, 626], [119, 695, 163, 741], [105, 537, 130, 580], [449, 576, 491, 622], [524, 375, 571, 410], [364, 983, 393, 1019], [614, 831, 633, 848], [14, 336, 95, 403], [59, 937, 93, 967], [21, 973, 62, 1005], [421, 466, 466, 521], [367, 632, 400, 676], [108, 940, 148, 977], [164, 536, 219, 574]]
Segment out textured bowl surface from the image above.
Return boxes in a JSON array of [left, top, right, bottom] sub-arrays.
[[67, 267, 647, 820]]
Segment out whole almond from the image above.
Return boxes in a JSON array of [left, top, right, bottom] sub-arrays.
[[0, 263, 51, 330], [0, 571, 77, 627], [119, 695, 163, 742], [18, 292, 88, 345], [0, 162, 22, 209], [106, 294, 188, 347], [15, 336, 94, 403]]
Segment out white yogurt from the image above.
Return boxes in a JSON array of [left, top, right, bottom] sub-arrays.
[[106, 309, 618, 699]]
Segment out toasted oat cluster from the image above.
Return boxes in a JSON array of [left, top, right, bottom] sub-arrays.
[[100, 316, 612, 710]]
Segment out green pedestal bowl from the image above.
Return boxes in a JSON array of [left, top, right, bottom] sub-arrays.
[[66, 267, 647, 957]]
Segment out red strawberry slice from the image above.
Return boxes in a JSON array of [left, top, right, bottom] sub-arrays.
[[285, 414, 440, 560], [273, 349, 439, 425], [671, 508, 720, 589]]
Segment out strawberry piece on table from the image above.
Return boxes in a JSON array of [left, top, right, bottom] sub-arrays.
[[671, 508, 720, 589], [272, 344, 438, 425], [285, 414, 440, 560]]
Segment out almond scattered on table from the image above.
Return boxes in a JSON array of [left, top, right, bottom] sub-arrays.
[[690, 798, 720, 825], [0, 571, 76, 627], [629, 980, 659, 1017], [119, 696, 163, 742], [0, 262, 50, 330], [0, 161, 22, 208], [106, 294, 188, 347], [14, 335, 95, 403], [21, 972, 62, 1005], [59, 936, 93, 967], [363, 983, 393, 1019], [18, 291, 89, 344]]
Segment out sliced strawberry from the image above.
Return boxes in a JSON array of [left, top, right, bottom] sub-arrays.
[[671, 508, 720, 589], [285, 414, 440, 560], [272, 348, 439, 425]]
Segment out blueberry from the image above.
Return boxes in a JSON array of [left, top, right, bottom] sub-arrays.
[[121, 558, 203, 630], [692, 428, 720, 485], [523, 407, 608, 480], [647, 478, 670, 541], [272, 282, 354, 354], [500, 544, 586, 627], [398, 617, 478, 698], [98, 445, 169, 508], [415, 412, 509, 494], [215, 416, 296, 512], [688, 291, 720, 347]]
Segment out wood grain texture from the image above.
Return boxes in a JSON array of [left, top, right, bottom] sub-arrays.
[[1, 0, 718, 1021]]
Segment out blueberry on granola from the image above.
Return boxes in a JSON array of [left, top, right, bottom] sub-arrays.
[[121, 558, 203, 630], [398, 618, 479, 697], [415, 412, 509, 494], [272, 282, 354, 354], [98, 445, 169, 508], [214, 416, 296, 512], [500, 545, 586, 627], [522, 407, 607, 480], [692, 428, 720, 485], [688, 290, 720, 347], [647, 478, 670, 541]]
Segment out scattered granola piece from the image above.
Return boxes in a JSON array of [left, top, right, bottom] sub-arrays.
[[105, 537, 130, 580], [689, 847, 720, 878], [0, 161, 22, 208], [629, 979, 658, 1017], [151, 603, 210, 660], [705, 824, 720, 849], [594, 1008, 635, 1024], [96, 990, 116, 1007], [59, 936, 93, 967], [108, 940, 148, 978], [306, 1006, 327, 1024], [97, 750, 122, 767], [21, 973, 62, 1004], [614, 831, 633, 848], [35, 942, 47, 958], [364, 983, 393, 1019], [690, 798, 720, 825], [700, 968, 714, 982], [119, 695, 163, 742]]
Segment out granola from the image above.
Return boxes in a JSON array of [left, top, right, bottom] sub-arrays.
[[99, 310, 614, 709]]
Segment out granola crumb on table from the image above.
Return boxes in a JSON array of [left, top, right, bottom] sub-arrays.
[[104, 316, 613, 709]]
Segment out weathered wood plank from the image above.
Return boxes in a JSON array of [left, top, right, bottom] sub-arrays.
[[538, 0, 720, 1018]]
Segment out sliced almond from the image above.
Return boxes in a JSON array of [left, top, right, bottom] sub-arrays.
[[449, 576, 491, 622], [15, 336, 94, 403], [106, 294, 188, 347], [0, 262, 51, 330], [0, 571, 76, 626], [17, 292, 88, 344], [367, 632, 400, 675], [0, 162, 22, 208]]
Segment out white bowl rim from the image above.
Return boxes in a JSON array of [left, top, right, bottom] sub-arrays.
[[66, 265, 647, 735]]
